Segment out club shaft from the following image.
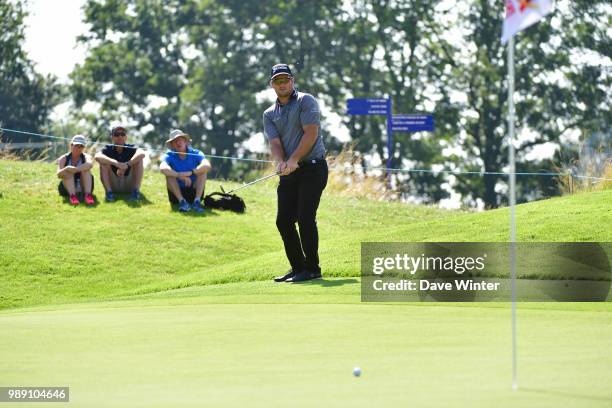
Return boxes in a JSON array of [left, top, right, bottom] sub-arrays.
[[225, 172, 279, 194]]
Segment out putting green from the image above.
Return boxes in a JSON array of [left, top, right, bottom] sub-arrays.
[[1, 281, 611, 407]]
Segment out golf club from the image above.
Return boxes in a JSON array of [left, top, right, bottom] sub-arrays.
[[220, 171, 280, 195]]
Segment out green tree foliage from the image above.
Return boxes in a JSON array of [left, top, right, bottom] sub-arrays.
[[70, 0, 610, 205], [0, 1, 59, 144], [70, 0, 185, 143], [358, 0, 453, 202], [438, 0, 610, 207], [176, 1, 270, 176], [72, 1, 274, 176], [259, 0, 451, 201]]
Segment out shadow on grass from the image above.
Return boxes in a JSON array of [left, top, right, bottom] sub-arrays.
[[61, 193, 101, 208], [62, 193, 158, 208], [114, 193, 154, 208], [292, 278, 358, 287], [521, 387, 612, 403], [168, 203, 221, 218]]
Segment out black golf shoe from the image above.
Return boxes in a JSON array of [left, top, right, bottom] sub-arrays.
[[274, 269, 297, 282], [286, 270, 322, 283]]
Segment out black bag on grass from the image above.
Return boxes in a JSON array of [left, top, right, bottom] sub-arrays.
[[204, 192, 246, 213]]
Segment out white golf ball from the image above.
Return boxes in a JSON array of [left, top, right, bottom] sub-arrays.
[[353, 367, 361, 377]]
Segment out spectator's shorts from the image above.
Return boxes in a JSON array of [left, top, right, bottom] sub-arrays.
[[110, 171, 134, 193]]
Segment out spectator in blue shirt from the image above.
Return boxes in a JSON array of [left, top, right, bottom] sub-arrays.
[[160, 129, 211, 213]]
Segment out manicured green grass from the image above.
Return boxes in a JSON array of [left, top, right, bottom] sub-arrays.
[[0, 159, 611, 309], [1, 286, 611, 408], [1, 159, 611, 407]]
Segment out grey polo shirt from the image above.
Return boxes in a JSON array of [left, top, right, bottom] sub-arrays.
[[263, 90, 326, 161]]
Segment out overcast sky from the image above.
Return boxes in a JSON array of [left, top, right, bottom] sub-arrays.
[[24, 0, 88, 82]]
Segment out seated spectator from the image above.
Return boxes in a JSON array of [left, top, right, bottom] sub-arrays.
[[56, 135, 95, 206], [95, 124, 146, 201], [160, 129, 211, 213]]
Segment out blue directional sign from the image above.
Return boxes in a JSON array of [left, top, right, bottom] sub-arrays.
[[346, 98, 389, 115], [346, 96, 434, 177], [390, 114, 434, 132]]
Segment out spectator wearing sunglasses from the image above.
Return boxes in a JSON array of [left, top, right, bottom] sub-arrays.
[[95, 125, 146, 201]]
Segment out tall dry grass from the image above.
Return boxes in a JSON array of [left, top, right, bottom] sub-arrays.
[[325, 145, 398, 201], [0, 143, 69, 162], [556, 160, 612, 194], [597, 162, 612, 190], [255, 145, 398, 201]]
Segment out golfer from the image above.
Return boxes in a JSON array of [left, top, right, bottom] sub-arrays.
[[263, 63, 328, 283], [95, 124, 146, 201]]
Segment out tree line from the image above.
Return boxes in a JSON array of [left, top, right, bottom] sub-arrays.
[[1, 0, 609, 208]]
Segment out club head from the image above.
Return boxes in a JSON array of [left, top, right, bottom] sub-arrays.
[[220, 185, 226, 194]]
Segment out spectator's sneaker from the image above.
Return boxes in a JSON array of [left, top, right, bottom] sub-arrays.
[[192, 199, 204, 213], [178, 199, 191, 212], [69, 194, 80, 206], [129, 189, 141, 201], [84, 194, 95, 205], [105, 191, 115, 202]]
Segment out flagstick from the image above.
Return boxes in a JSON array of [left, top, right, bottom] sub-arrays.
[[507, 36, 518, 391]]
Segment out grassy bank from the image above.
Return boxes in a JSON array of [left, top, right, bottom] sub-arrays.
[[1, 159, 610, 309]]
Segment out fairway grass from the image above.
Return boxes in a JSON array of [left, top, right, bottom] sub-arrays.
[[1, 282, 611, 408]]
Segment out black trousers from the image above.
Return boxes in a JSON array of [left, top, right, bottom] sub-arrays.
[[276, 160, 328, 273]]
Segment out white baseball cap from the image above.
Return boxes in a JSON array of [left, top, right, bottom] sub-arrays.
[[71, 135, 87, 146]]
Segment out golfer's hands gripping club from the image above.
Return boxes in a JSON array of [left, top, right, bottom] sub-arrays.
[[277, 159, 299, 176]]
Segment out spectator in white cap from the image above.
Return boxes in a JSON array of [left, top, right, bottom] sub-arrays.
[[56, 135, 95, 206], [160, 129, 211, 212], [95, 124, 146, 201]]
